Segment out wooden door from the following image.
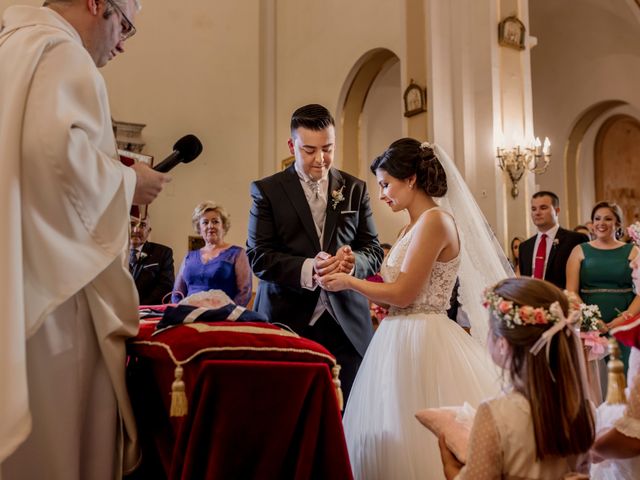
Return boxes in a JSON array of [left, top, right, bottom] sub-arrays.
[[594, 114, 640, 225]]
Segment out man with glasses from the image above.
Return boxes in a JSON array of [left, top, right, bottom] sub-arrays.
[[0, 1, 170, 478], [129, 215, 175, 305]]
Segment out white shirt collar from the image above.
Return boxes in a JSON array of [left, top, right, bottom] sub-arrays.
[[537, 224, 560, 242], [294, 163, 328, 184]]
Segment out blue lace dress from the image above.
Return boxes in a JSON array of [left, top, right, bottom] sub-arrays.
[[172, 245, 252, 306]]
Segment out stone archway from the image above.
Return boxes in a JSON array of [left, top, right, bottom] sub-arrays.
[[337, 48, 400, 177], [336, 49, 408, 243], [594, 114, 640, 224], [564, 100, 627, 227]]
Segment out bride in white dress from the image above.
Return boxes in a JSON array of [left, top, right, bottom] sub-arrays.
[[319, 139, 513, 480]]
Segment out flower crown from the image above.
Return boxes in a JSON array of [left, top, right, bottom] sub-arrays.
[[482, 288, 566, 329], [483, 286, 604, 363], [483, 287, 597, 325]]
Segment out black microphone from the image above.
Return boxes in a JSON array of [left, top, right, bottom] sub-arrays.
[[153, 134, 203, 173]]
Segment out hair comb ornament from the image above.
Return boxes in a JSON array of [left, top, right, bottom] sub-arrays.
[[419, 141, 433, 152]]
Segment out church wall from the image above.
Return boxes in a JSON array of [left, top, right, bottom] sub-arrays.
[[101, 0, 262, 264], [273, 0, 405, 170], [9, 0, 630, 274], [0, 0, 263, 264], [530, 0, 640, 228]]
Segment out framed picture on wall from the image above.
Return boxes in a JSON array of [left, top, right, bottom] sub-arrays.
[[281, 155, 295, 170], [498, 16, 526, 50], [188, 235, 205, 251], [403, 81, 427, 118]]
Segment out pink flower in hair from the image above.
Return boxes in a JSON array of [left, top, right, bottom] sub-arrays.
[[498, 300, 513, 314], [519, 306, 533, 323], [534, 308, 547, 324]]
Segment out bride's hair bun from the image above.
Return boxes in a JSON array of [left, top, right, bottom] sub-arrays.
[[417, 143, 447, 197], [371, 138, 447, 197]]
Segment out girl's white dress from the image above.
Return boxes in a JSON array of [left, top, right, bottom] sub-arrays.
[[343, 219, 501, 480], [591, 347, 640, 479]]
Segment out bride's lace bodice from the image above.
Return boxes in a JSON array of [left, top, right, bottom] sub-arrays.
[[381, 220, 460, 316]]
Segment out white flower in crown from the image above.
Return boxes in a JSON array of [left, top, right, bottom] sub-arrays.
[[331, 185, 345, 210]]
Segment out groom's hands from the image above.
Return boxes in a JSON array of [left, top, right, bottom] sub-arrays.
[[313, 251, 340, 277], [313, 246, 355, 278], [335, 245, 355, 274], [313, 246, 356, 292]]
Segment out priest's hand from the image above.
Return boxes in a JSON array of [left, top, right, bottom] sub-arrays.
[[132, 162, 171, 205]]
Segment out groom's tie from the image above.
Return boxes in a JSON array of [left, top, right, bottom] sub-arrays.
[[307, 180, 326, 240]]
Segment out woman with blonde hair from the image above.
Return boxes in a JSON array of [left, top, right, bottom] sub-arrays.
[[172, 201, 252, 305]]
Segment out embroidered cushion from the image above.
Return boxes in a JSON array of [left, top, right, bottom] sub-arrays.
[[415, 403, 476, 464]]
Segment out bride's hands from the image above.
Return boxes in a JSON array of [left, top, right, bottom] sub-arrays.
[[316, 272, 352, 292]]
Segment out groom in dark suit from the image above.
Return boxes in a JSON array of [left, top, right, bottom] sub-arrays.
[[247, 104, 383, 401], [129, 215, 175, 305], [519, 191, 588, 289]]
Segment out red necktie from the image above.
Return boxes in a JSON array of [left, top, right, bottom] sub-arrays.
[[533, 233, 547, 279]]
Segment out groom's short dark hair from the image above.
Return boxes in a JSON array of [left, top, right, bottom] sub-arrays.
[[290, 104, 335, 134]]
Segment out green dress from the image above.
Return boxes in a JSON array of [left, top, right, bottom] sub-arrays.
[[580, 242, 636, 371]]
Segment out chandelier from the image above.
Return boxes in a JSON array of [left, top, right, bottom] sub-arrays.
[[496, 137, 551, 198]]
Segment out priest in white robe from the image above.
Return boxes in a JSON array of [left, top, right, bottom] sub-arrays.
[[0, 1, 170, 478]]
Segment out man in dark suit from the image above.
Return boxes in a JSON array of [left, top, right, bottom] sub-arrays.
[[129, 215, 175, 305], [247, 104, 384, 401], [519, 191, 588, 289]]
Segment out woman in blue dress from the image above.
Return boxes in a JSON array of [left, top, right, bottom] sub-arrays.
[[172, 201, 252, 305]]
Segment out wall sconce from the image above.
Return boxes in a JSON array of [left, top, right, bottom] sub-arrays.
[[496, 137, 551, 197]]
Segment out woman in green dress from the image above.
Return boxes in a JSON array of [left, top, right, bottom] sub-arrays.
[[567, 201, 640, 376]]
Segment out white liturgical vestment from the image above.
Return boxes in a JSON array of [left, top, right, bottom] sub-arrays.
[[0, 5, 139, 475]]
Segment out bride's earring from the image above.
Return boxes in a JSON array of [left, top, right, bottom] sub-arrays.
[[409, 183, 414, 189]]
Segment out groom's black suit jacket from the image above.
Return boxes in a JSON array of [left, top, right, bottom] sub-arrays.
[[519, 227, 588, 289], [246, 165, 383, 356], [130, 241, 175, 305]]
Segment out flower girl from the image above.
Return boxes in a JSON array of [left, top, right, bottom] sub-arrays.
[[439, 277, 595, 479]]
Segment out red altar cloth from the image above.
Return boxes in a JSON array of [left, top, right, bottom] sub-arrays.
[[126, 321, 352, 480]]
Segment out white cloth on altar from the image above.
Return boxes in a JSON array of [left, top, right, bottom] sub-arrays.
[[0, 5, 139, 475]]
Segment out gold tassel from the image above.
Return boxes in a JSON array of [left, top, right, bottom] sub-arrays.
[[332, 364, 344, 411], [605, 338, 627, 405], [170, 365, 188, 417]]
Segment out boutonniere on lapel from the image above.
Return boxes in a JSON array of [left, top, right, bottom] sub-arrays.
[[331, 185, 345, 210], [552, 238, 560, 248], [139, 251, 148, 260]]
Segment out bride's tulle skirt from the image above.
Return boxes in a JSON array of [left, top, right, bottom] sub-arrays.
[[343, 313, 501, 480]]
